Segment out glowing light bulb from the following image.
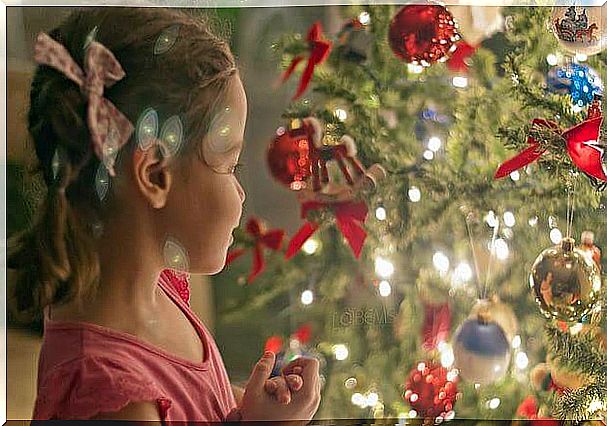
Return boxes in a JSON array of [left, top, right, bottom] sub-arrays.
[[375, 207, 387, 221], [407, 63, 424, 74], [452, 76, 468, 88], [334, 108, 348, 122], [333, 344, 349, 361], [550, 228, 563, 245], [575, 53, 588, 62], [485, 210, 499, 228], [375, 257, 395, 278], [433, 252, 450, 274], [301, 290, 314, 305], [488, 398, 501, 409], [528, 216, 538, 227], [494, 238, 509, 261], [408, 186, 422, 202], [352, 392, 365, 406], [358, 11, 370, 25], [515, 352, 529, 369], [428, 136, 442, 152], [546, 53, 558, 66], [512, 335, 521, 349], [366, 392, 379, 406], [408, 409, 418, 418], [503, 211, 516, 227], [302, 238, 319, 255], [423, 150, 434, 160], [440, 344, 455, 368], [510, 171, 520, 181], [379, 280, 391, 297]]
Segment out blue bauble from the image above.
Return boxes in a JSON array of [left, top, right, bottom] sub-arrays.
[[546, 63, 604, 107], [453, 318, 511, 385]]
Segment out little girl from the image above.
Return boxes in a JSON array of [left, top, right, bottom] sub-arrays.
[[9, 7, 321, 423]]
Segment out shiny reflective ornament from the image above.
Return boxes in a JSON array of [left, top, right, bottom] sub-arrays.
[[552, 6, 607, 56], [159, 115, 184, 158], [163, 237, 189, 271], [530, 237, 602, 322], [546, 63, 603, 107], [154, 24, 180, 55], [453, 299, 514, 385], [389, 4, 460, 66], [95, 163, 110, 202], [267, 120, 313, 190], [137, 107, 159, 151], [403, 362, 458, 421]]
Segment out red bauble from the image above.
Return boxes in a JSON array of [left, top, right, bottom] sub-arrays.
[[388, 5, 460, 65], [403, 362, 458, 420], [267, 123, 313, 190]]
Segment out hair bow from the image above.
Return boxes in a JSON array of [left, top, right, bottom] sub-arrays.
[[34, 32, 134, 176]]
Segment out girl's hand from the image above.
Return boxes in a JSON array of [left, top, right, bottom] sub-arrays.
[[264, 373, 303, 404], [239, 352, 321, 423]]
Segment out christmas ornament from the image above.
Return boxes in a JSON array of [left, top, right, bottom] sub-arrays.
[[403, 361, 458, 421], [494, 101, 607, 183], [453, 298, 515, 385], [448, 6, 503, 46], [579, 230, 602, 270], [337, 15, 373, 63], [280, 22, 332, 100], [530, 237, 602, 322], [388, 4, 460, 66], [546, 63, 604, 108], [552, 5, 607, 56], [225, 217, 286, 283], [515, 395, 561, 426], [282, 118, 386, 259], [446, 41, 478, 73], [267, 120, 314, 190]]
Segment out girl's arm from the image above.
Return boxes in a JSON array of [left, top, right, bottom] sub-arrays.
[[89, 401, 163, 424]]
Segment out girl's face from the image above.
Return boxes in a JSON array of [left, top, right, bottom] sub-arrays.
[[163, 76, 247, 274]]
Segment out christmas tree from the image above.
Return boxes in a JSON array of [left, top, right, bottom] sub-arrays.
[[217, 5, 606, 423]]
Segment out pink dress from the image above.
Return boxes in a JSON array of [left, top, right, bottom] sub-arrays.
[[32, 270, 237, 422]]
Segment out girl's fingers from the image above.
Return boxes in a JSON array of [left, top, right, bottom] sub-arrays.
[[264, 377, 291, 404], [285, 374, 303, 391]]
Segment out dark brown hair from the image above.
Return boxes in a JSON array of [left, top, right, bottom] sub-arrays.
[[8, 7, 237, 320]]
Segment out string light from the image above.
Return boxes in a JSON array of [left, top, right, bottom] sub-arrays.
[[379, 280, 392, 297], [488, 398, 501, 410], [550, 228, 563, 244], [408, 409, 418, 418], [351, 393, 365, 406], [375, 257, 395, 278], [588, 399, 605, 413], [510, 171, 520, 181], [485, 210, 499, 228], [407, 63, 424, 74], [423, 150, 435, 160], [575, 52, 588, 62], [358, 11, 370, 25], [512, 335, 522, 349], [546, 53, 558, 66], [366, 392, 379, 406], [528, 216, 538, 227], [515, 352, 529, 369], [301, 290, 314, 305], [333, 344, 349, 361], [452, 76, 468, 88], [439, 342, 455, 368], [428, 136, 442, 152], [494, 238, 509, 261], [302, 238, 319, 255], [408, 186, 422, 202], [334, 108, 348, 122], [503, 211, 516, 227], [433, 252, 450, 274], [452, 262, 473, 287], [375, 207, 387, 221]]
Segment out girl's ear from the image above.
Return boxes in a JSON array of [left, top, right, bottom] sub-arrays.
[[132, 144, 173, 209]]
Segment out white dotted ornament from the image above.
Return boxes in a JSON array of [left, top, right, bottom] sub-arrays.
[[154, 25, 180, 55], [136, 107, 159, 151], [159, 115, 184, 158], [163, 236, 189, 271], [95, 163, 110, 202]]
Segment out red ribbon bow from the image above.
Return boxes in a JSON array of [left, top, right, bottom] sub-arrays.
[[281, 22, 332, 100], [285, 200, 368, 260], [226, 217, 285, 284], [495, 116, 607, 182]]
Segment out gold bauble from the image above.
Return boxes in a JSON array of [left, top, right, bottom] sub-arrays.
[[551, 5, 607, 56], [530, 238, 602, 322]]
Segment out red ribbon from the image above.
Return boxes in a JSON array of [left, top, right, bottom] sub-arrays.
[[446, 41, 478, 73], [226, 217, 285, 284], [285, 200, 368, 259], [421, 302, 452, 351], [495, 116, 607, 182], [281, 22, 332, 100]]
